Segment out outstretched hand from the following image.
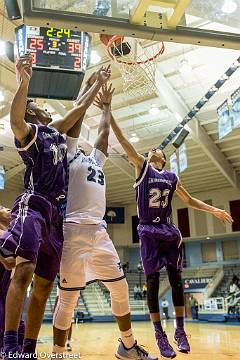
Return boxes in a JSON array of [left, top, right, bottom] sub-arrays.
[[94, 83, 115, 109], [86, 65, 111, 87], [213, 209, 233, 224], [16, 54, 33, 84], [96, 64, 111, 84]]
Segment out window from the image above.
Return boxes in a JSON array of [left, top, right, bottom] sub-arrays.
[[229, 200, 240, 231], [201, 242, 217, 262], [222, 240, 239, 260], [132, 216, 139, 244], [177, 208, 190, 237]]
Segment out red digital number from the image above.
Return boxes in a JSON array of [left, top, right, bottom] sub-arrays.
[[68, 42, 81, 54], [68, 43, 74, 53], [29, 38, 37, 49], [31, 52, 36, 64], [75, 43, 81, 53], [37, 39, 44, 50], [29, 38, 44, 51], [74, 57, 81, 68]]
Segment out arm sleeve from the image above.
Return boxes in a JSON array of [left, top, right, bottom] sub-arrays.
[[66, 136, 79, 161], [90, 148, 107, 167]]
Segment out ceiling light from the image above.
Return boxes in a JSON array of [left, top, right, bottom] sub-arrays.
[[129, 133, 139, 143], [179, 59, 192, 75], [222, 0, 237, 14], [0, 91, 4, 102], [0, 41, 6, 56], [90, 50, 101, 65]]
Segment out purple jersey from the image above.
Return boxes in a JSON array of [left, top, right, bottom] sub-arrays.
[[15, 124, 67, 200], [134, 161, 178, 224]]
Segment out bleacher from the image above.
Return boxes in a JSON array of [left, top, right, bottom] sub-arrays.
[[41, 265, 238, 322], [43, 282, 90, 322], [213, 265, 240, 298], [81, 283, 112, 317]]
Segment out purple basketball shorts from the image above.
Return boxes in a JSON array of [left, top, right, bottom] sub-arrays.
[[0, 192, 64, 282], [138, 223, 183, 275]]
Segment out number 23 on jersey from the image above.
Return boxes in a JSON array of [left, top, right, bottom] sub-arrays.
[[87, 166, 105, 185], [149, 188, 170, 208]]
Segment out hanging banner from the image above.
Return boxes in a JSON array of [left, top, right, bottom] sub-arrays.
[[170, 152, 178, 175], [0, 166, 5, 191], [159, 56, 240, 150], [179, 143, 187, 173], [231, 87, 240, 128], [218, 101, 232, 139]]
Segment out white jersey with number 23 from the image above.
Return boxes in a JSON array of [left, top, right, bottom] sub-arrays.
[[65, 136, 107, 224]]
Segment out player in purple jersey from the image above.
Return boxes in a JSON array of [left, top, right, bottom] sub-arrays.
[[0, 206, 25, 355], [110, 116, 233, 359], [0, 54, 111, 359]]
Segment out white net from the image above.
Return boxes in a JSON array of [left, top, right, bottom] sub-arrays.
[[108, 38, 164, 100]]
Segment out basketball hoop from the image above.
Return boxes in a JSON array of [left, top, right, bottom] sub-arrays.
[[101, 35, 165, 100]]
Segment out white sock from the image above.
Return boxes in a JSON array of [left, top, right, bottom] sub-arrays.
[[52, 344, 65, 354], [66, 340, 71, 345], [121, 329, 135, 349]]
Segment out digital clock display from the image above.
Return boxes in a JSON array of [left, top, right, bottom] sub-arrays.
[[16, 25, 90, 72]]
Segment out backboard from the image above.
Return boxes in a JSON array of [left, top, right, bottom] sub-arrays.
[[22, 0, 240, 50]]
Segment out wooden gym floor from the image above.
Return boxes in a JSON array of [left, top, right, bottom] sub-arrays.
[[37, 321, 240, 359]]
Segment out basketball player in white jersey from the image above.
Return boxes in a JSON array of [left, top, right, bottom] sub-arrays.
[[53, 83, 158, 360]]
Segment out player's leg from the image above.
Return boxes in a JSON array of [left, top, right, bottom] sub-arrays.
[[52, 223, 86, 355], [0, 255, 16, 271], [4, 261, 35, 359], [103, 279, 134, 348], [91, 225, 157, 360], [167, 266, 190, 353], [146, 272, 176, 359], [53, 289, 79, 354], [22, 275, 53, 354], [103, 279, 157, 360], [17, 320, 25, 351], [0, 265, 11, 353], [66, 323, 72, 352], [139, 227, 176, 359]]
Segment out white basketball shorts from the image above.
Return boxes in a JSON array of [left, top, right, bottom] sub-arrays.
[[59, 223, 125, 290]]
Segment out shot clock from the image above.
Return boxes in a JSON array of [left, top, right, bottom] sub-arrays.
[[15, 25, 91, 100]]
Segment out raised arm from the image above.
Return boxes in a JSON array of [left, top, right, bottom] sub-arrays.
[[49, 66, 111, 134], [176, 181, 233, 223], [93, 84, 115, 156], [110, 114, 145, 177], [10, 55, 34, 145], [67, 71, 100, 138]]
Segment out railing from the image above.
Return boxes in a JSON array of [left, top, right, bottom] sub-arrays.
[[204, 267, 224, 299], [87, 283, 111, 315], [200, 291, 240, 315], [225, 290, 240, 307]]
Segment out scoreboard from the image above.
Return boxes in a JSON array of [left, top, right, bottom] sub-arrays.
[[15, 25, 91, 100]]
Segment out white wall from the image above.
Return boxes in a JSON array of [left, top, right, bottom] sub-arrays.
[[109, 186, 240, 246]]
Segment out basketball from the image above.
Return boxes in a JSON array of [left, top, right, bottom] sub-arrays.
[[100, 34, 124, 47]]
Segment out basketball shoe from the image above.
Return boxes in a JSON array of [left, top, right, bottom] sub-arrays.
[[66, 342, 72, 352], [174, 329, 190, 353], [116, 339, 158, 359], [155, 330, 176, 359]]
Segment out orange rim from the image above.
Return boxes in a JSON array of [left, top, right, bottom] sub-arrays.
[[107, 35, 165, 65]]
